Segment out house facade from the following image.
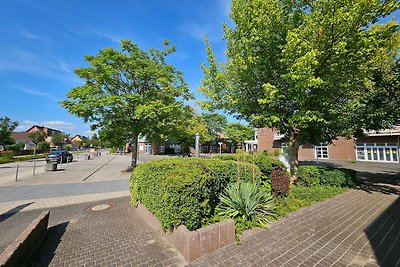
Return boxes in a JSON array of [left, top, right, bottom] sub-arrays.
[[26, 125, 62, 145], [257, 126, 400, 164], [11, 132, 34, 150], [135, 137, 181, 155]]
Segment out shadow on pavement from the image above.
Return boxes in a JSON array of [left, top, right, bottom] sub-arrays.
[[365, 197, 400, 267], [28, 221, 69, 267], [0, 202, 34, 222]]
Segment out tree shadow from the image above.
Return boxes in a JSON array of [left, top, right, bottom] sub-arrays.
[[27, 221, 69, 267], [364, 197, 400, 267], [0, 202, 34, 222]]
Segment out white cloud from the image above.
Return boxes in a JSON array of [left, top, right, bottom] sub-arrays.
[[14, 120, 76, 132], [23, 32, 39, 39], [42, 121, 76, 129], [0, 48, 78, 85], [16, 86, 60, 102], [179, 22, 210, 41], [94, 31, 122, 43]]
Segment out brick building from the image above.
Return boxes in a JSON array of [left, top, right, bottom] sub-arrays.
[[257, 125, 400, 164]]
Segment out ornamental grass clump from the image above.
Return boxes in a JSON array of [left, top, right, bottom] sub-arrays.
[[218, 181, 275, 230]]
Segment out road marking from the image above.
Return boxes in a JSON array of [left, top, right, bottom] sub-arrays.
[[82, 156, 116, 181]]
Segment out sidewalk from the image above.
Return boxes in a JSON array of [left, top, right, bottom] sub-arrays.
[[2, 157, 399, 266]]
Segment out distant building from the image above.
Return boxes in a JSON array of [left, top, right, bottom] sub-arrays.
[[26, 125, 62, 145], [257, 125, 400, 164], [11, 132, 34, 150]]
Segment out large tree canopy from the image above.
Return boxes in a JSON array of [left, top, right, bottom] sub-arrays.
[[61, 40, 192, 167], [200, 0, 400, 179], [0, 116, 18, 150]]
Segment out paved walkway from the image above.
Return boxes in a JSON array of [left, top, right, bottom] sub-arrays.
[[27, 197, 186, 266], [190, 162, 400, 267], [1, 158, 399, 266]]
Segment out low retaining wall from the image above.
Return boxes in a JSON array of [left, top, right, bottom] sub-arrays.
[[136, 203, 235, 263], [0, 211, 50, 267]]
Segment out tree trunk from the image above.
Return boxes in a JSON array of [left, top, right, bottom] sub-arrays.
[[33, 144, 37, 158], [288, 130, 300, 184], [130, 135, 139, 168]]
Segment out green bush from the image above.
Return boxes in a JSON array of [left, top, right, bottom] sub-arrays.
[[218, 181, 274, 231], [273, 149, 280, 156], [7, 142, 25, 151], [64, 144, 73, 151], [296, 166, 320, 186], [0, 150, 14, 159], [296, 166, 357, 188], [131, 157, 261, 231], [214, 153, 284, 179], [273, 185, 346, 218], [37, 141, 50, 151]]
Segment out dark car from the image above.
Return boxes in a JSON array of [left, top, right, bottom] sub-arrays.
[[46, 150, 73, 163]]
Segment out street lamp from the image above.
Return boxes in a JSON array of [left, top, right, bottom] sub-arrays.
[[218, 142, 223, 154]]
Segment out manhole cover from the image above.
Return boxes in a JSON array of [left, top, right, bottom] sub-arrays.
[[91, 204, 111, 211]]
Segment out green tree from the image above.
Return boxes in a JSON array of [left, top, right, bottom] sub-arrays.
[[174, 112, 209, 154], [201, 113, 228, 152], [61, 40, 192, 168], [200, 0, 400, 181], [225, 123, 254, 152], [51, 132, 69, 149], [0, 116, 18, 150], [28, 130, 45, 156]]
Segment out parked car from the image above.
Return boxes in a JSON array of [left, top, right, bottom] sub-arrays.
[[46, 150, 73, 163]]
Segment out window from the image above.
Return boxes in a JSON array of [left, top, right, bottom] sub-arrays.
[[356, 143, 399, 163], [315, 145, 328, 159]]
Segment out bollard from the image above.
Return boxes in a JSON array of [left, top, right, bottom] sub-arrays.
[[15, 164, 19, 181], [33, 160, 36, 176]]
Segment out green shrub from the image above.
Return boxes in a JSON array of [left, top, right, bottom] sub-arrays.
[[270, 167, 290, 196], [273, 149, 280, 156], [131, 157, 261, 231], [296, 166, 320, 186], [296, 166, 357, 188], [214, 153, 284, 179], [273, 185, 346, 218], [37, 141, 50, 151], [64, 144, 73, 151], [218, 181, 274, 230], [0, 150, 14, 159]]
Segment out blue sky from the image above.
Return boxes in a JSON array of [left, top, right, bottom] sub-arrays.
[[0, 0, 231, 136], [0, 1, 399, 137]]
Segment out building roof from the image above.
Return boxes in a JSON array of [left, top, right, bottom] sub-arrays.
[[364, 125, 400, 137], [12, 132, 31, 142], [26, 125, 60, 134]]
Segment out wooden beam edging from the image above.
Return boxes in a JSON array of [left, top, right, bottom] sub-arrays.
[[136, 203, 235, 263], [0, 211, 50, 267]]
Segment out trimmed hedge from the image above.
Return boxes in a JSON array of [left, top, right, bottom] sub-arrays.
[[214, 153, 284, 179], [296, 166, 357, 187], [130, 157, 261, 231]]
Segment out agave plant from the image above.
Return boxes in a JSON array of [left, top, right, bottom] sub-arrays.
[[218, 181, 275, 228]]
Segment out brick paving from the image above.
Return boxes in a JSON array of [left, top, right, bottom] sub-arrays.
[[2, 157, 399, 266], [28, 197, 186, 267], [190, 184, 400, 267]]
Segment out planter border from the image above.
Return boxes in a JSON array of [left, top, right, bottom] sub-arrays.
[[136, 203, 235, 262], [0, 211, 50, 267]]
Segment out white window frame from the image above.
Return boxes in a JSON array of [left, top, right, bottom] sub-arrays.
[[356, 143, 399, 163], [314, 145, 329, 159]]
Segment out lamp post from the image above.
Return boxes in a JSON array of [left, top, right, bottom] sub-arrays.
[[218, 142, 223, 154], [195, 133, 200, 157]]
